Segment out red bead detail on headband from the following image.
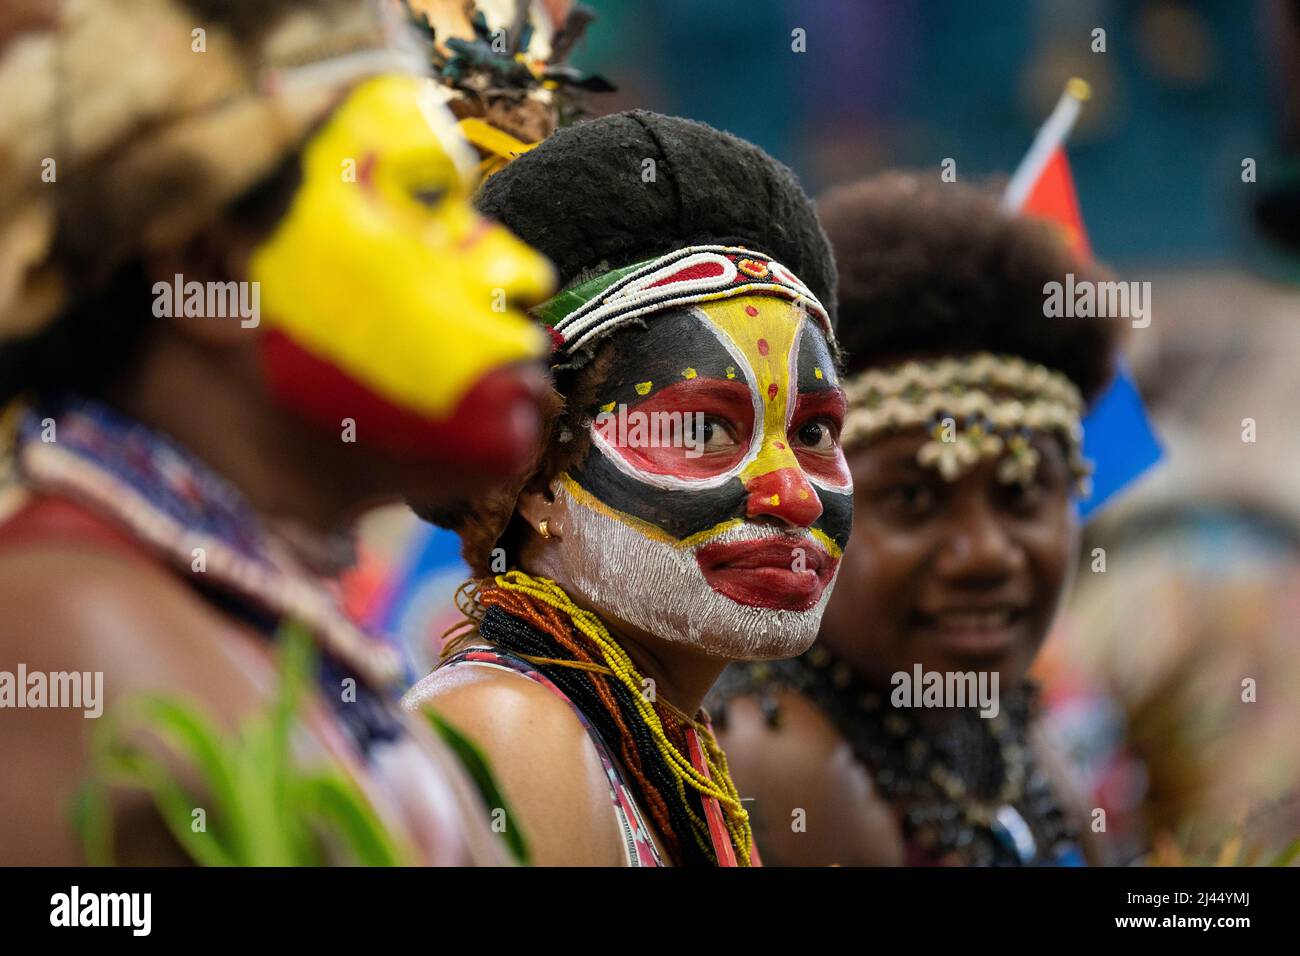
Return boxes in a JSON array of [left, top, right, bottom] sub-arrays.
[[649, 261, 727, 287]]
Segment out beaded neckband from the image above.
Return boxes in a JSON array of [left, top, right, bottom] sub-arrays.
[[710, 649, 1084, 866], [449, 571, 756, 866], [6, 397, 404, 687], [841, 352, 1092, 493]]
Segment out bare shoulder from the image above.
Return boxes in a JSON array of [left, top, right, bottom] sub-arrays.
[[716, 687, 904, 866], [0, 542, 278, 864], [404, 658, 628, 866], [0, 541, 274, 699]]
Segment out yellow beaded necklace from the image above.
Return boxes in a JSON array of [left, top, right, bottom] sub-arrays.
[[490, 570, 755, 865]]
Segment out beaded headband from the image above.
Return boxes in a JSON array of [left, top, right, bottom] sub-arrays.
[[532, 245, 834, 365], [841, 352, 1092, 493]]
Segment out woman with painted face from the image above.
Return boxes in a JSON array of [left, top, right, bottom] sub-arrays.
[[404, 111, 851, 866], [0, 0, 555, 864], [708, 173, 1122, 867]]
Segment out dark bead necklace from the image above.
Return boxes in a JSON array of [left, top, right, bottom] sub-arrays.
[[710, 646, 1084, 866], [478, 604, 715, 865]]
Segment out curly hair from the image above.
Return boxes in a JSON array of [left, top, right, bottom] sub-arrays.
[[413, 343, 616, 577], [817, 172, 1121, 402]]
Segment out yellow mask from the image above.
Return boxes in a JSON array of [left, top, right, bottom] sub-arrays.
[[249, 74, 556, 470]]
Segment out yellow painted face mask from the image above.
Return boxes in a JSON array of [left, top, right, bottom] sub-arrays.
[[249, 74, 556, 471]]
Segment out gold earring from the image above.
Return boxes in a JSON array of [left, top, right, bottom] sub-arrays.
[[539, 519, 551, 539]]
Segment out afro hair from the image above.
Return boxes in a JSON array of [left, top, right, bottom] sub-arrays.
[[818, 172, 1121, 403], [475, 109, 837, 329]]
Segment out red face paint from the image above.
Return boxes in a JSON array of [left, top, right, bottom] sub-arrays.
[[261, 329, 545, 474], [790, 388, 851, 489], [743, 466, 823, 526], [593, 377, 754, 479]]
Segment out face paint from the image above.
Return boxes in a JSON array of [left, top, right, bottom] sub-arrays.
[[542, 295, 852, 659], [249, 75, 556, 473]]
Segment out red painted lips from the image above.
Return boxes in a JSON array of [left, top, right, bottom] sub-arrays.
[[695, 537, 838, 611]]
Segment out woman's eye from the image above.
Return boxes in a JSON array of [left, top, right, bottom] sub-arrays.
[[796, 418, 837, 452], [685, 415, 738, 450]]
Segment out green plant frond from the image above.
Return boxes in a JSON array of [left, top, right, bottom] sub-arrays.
[[424, 709, 530, 865], [297, 774, 408, 867], [1269, 836, 1300, 867], [73, 618, 414, 866], [102, 695, 242, 821], [69, 777, 115, 867], [97, 747, 237, 867]]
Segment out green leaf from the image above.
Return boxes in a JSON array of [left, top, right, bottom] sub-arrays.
[[73, 618, 413, 866], [425, 709, 530, 864], [1268, 835, 1300, 867], [298, 774, 405, 866]]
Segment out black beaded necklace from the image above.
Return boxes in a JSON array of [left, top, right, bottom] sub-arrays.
[[711, 646, 1084, 866], [478, 604, 718, 866]]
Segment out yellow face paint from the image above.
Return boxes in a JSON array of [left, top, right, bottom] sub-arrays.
[[697, 296, 806, 487], [543, 291, 851, 658], [564, 292, 850, 547], [249, 75, 555, 432]]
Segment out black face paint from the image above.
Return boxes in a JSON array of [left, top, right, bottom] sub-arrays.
[[797, 319, 839, 394], [570, 450, 748, 539], [811, 485, 853, 551], [565, 303, 853, 550], [588, 308, 743, 408]]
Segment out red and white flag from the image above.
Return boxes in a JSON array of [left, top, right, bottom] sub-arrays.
[[1002, 77, 1093, 262]]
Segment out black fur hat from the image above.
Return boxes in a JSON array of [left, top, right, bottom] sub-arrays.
[[475, 110, 837, 328]]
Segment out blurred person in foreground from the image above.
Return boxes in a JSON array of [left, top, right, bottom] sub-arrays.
[[0, 0, 555, 864], [710, 174, 1121, 866], [404, 111, 849, 866]]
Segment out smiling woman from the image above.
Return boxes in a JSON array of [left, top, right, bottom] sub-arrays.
[[707, 172, 1123, 867], [404, 110, 844, 866]]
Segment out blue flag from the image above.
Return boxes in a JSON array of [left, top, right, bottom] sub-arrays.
[[1077, 363, 1163, 520]]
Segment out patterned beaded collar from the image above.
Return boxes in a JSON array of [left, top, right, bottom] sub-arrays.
[[4, 395, 405, 687], [841, 352, 1092, 494]]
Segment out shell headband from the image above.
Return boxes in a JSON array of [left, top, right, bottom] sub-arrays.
[[841, 352, 1092, 493], [533, 245, 834, 366]]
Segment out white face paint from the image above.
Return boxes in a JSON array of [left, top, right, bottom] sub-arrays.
[[533, 482, 836, 661]]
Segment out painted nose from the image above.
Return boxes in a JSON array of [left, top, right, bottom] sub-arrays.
[[744, 467, 823, 527]]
